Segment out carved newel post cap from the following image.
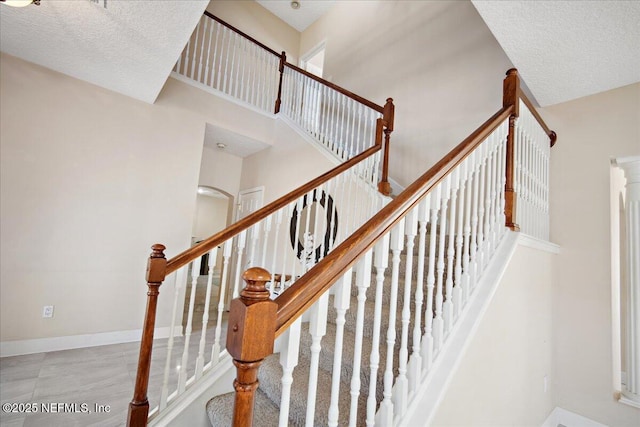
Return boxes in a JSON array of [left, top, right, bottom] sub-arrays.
[[150, 244, 166, 257], [385, 97, 394, 104], [506, 68, 518, 76], [146, 244, 167, 284], [241, 267, 272, 301]]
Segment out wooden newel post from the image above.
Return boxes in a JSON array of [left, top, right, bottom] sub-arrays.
[[226, 267, 277, 427], [503, 68, 520, 231], [378, 97, 395, 196], [127, 244, 167, 427], [274, 51, 287, 114]]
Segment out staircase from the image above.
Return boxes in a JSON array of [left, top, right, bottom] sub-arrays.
[[126, 12, 556, 427], [206, 246, 452, 426]]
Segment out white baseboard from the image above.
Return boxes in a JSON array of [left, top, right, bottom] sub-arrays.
[[0, 326, 175, 357], [542, 407, 609, 427]]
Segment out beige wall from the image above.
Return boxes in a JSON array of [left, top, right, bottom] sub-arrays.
[[239, 120, 334, 205], [544, 83, 640, 426], [192, 194, 229, 242], [207, 0, 300, 63], [432, 243, 555, 426], [0, 53, 203, 341], [300, 0, 513, 187], [199, 146, 242, 198], [0, 51, 330, 345]]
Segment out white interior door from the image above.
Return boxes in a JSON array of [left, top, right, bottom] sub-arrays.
[[237, 186, 264, 220]]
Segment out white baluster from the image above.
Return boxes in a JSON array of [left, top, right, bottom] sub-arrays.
[[348, 99, 356, 158], [210, 21, 221, 88], [260, 215, 272, 268], [256, 48, 264, 110], [483, 135, 495, 259], [470, 147, 481, 292], [453, 159, 468, 319], [327, 269, 353, 427], [330, 90, 339, 155], [433, 176, 450, 353], [379, 218, 405, 425], [159, 267, 186, 410], [221, 27, 230, 93], [396, 208, 418, 416], [195, 247, 217, 379], [476, 142, 487, 273], [176, 37, 184, 75], [228, 33, 239, 97], [444, 169, 458, 335], [190, 17, 202, 80], [279, 318, 301, 427], [350, 250, 373, 427], [499, 125, 507, 238], [232, 230, 247, 298], [178, 257, 202, 394], [408, 195, 430, 392], [305, 292, 329, 427], [197, 18, 207, 83], [250, 44, 258, 107], [182, 26, 192, 77], [339, 95, 348, 160], [246, 221, 260, 269], [235, 37, 247, 101], [211, 240, 233, 364], [422, 184, 441, 373], [462, 151, 475, 304], [488, 132, 500, 251], [269, 211, 283, 296], [366, 235, 389, 426], [281, 203, 295, 292], [203, 19, 214, 87]]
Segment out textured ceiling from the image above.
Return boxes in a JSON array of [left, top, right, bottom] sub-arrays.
[[255, 0, 335, 32], [0, 0, 207, 103], [472, 1, 640, 107], [204, 123, 270, 158]]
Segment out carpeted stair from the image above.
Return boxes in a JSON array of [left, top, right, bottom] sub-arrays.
[[207, 239, 453, 426]]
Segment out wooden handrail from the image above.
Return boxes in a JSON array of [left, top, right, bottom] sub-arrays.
[[201, 11, 386, 116], [518, 89, 557, 147], [274, 106, 513, 335], [203, 11, 281, 57], [165, 144, 382, 275], [283, 62, 385, 113]]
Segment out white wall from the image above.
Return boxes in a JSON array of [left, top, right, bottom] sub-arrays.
[[240, 120, 334, 205], [300, 0, 513, 188], [431, 243, 555, 426], [544, 83, 640, 426], [0, 48, 334, 349], [0, 53, 203, 342], [198, 146, 242, 200]]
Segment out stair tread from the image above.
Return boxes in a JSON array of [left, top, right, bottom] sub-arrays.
[[257, 352, 366, 426], [206, 388, 291, 427]]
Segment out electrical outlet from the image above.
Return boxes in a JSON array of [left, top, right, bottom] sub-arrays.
[[43, 305, 54, 318]]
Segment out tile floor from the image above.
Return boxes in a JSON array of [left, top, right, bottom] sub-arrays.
[[0, 318, 228, 427]]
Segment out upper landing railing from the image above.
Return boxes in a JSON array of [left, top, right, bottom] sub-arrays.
[[173, 11, 395, 195]]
